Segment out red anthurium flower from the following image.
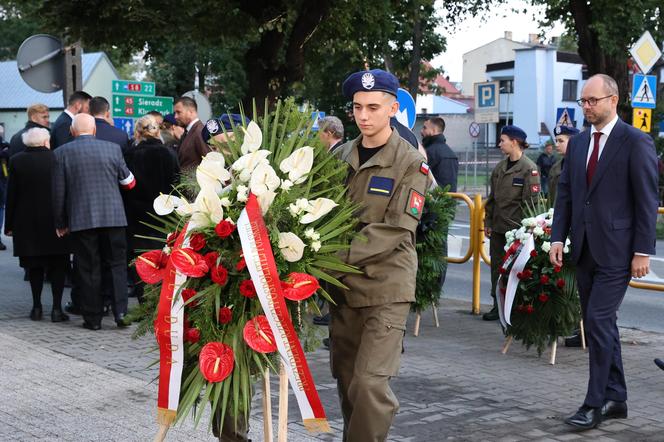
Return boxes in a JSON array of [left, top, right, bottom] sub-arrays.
[[236, 256, 246, 271], [189, 233, 207, 251], [171, 248, 208, 277], [530, 250, 537, 258], [181, 288, 198, 307], [526, 305, 535, 314], [243, 315, 277, 353], [218, 306, 233, 324], [556, 278, 565, 288], [538, 293, 549, 303], [280, 273, 320, 301], [215, 220, 236, 239], [540, 275, 550, 284], [184, 327, 200, 343], [204, 251, 220, 270], [239, 279, 256, 298], [199, 342, 234, 382], [166, 231, 179, 246], [136, 250, 168, 284], [211, 264, 229, 286]]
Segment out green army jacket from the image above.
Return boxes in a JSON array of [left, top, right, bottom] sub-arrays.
[[484, 154, 541, 234], [336, 129, 429, 307], [548, 158, 563, 206]]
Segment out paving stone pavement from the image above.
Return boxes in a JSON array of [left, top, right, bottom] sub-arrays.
[[1, 234, 664, 441]]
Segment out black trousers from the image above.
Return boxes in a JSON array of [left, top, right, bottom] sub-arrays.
[[71, 227, 128, 325]]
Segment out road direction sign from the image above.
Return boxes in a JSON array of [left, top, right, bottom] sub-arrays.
[[113, 117, 134, 137], [112, 80, 156, 96], [469, 122, 480, 138], [633, 108, 652, 133], [396, 88, 416, 129], [556, 107, 575, 127], [112, 94, 173, 118], [631, 74, 657, 108], [311, 111, 325, 131], [629, 31, 662, 74], [474, 81, 499, 123]]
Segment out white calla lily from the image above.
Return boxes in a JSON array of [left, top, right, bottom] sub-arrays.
[[257, 190, 277, 215], [196, 152, 231, 193], [278, 232, 305, 262], [231, 150, 271, 181], [153, 193, 185, 215], [279, 146, 314, 184], [190, 186, 224, 227], [249, 163, 280, 196], [299, 198, 338, 224], [240, 121, 263, 154], [175, 200, 194, 216]]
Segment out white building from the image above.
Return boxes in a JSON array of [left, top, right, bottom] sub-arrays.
[[0, 52, 119, 139]]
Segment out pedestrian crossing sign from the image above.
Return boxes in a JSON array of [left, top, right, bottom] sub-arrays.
[[556, 107, 575, 127], [631, 74, 657, 109], [633, 108, 652, 133]]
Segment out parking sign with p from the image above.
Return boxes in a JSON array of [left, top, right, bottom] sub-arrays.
[[474, 81, 499, 123]]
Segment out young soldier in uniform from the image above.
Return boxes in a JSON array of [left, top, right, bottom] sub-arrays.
[[483, 125, 541, 321], [329, 69, 429, 442], [548, 125, 579, 206]]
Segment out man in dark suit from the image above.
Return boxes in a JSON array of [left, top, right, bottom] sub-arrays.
[[52, 114, 136, 330], [90, 96, 130, 153], [550, 74, 658, 430], [50, 91, 91, 150], [174, 96, 209, 170], [9, 103, 51, 157], [420, 116, 459, 192]]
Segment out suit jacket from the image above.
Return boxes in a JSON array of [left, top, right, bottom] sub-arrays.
[[50, 112, 73, 150], [177, 120, 210, 170], [552, 119, 658, 267], [422, 134, 459, 192], [52, 135, 136, 232], [95, 118, 130, 153], [9, 121, 50, 157]]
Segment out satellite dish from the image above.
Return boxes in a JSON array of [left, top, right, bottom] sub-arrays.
[[183, 90, 212, 122], [17, 34, 65, 93]]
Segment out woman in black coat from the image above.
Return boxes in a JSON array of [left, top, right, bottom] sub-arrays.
[[124, 115, 180, 301], [5, 127, 70, 321]]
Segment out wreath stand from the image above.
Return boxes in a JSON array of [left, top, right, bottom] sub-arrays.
[[501, 320, 586, 365], [413, 305, 440, 337], [261, 362, 290, 442]]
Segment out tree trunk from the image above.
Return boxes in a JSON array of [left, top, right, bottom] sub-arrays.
[[408, 0, 423, 98]]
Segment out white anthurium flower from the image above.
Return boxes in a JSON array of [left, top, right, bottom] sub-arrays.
[[190, 186, 224, 227], [541, 241, 551, 253], [249, 163, 280, 196], [257, 190, 277, 215], [300, 198, 338, 224], [240, 121, 263, 155], [154, 193, 186, 215], [175, 199, 194, 216], [236, 184, 249, 202], [196, 152, 231, 193], [280, 179, 293, 192], [231, 150, 271, 181], [279, 146, 314, 184], [278, 232, 305, 262]]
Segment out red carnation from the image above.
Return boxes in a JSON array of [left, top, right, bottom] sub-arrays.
[[236, 256, 246, 271], [215, 220, 236, 239], [556, 278, 565, 288], [239, 279, 256, 298], [184, 327, 200, 343], [189, 233, 206, 251], [538, 293, 549, 303], [516, 272, 523, 280], [553, 265, 562, 273], [522, 269, 532, 279], [540, 275, 550, 284], [171, 248, 208, 277], [204, 251, 219, 270], [211, 264, 229, 286], [530, 250, 537, 257], [218, 306, 233, 324], [526, 305, 535, 314], [280, 273, 320, 301], [182, 288, 198, 307], [136, 250, 168, 284]]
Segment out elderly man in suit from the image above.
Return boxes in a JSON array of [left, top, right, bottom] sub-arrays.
[[90, 96, 130, 153], [52, 114, 136, 330], [174, 96, 209, 170], [50, 91, 91, 150], [550, 74, 658, 430]]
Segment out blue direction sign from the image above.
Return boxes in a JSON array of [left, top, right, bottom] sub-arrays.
[[396, 88, 416, 129], [631, 74, 657, 109], [311, 111, 325, 131], [113, 118, 134, 138]]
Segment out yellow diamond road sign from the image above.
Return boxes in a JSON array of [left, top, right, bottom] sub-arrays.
[[629, 31, 662, 74]]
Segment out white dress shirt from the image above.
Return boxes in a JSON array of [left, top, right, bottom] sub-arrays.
[[186, 118, 200, 132], [586, 114, 619, 166]]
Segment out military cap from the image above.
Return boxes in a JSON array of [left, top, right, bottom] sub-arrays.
[[202, 114, 250, 144], [163, 113, 177, 125], [342, 69, 399, 99], [501, 125, 527, 142], [554, 125, 580, 136]]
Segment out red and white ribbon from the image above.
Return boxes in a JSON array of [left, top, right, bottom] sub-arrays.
[[237, 193, 330, 433], [498, 233, 535, 327]]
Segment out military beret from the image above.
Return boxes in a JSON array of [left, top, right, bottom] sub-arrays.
[[163, 113, 177, 125], [342, 69, 399, 99], [554, 125, 580, 136], [501, 125, 527, 142], [202, 114, 250, 144]]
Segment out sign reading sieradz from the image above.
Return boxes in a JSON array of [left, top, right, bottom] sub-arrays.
[[112, 94, 174, 118]]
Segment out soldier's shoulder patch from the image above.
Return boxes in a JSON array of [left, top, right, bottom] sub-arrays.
[[420, 162, 430, 175], [531, 169, 539, 176], [367, 175, 394, 197], [406, 189, 425, 219], [531, 184, 541, 193]]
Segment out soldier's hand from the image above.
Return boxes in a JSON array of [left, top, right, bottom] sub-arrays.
[[56, 227, 69, 238], [631, 255, 650, 279], [549, 243, 563, 267], [484, 227, 491, 238]]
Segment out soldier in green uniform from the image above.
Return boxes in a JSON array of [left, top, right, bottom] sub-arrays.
[[483, 125, 541, 321], [548, 125, 579, 206], [330, 69, 429, 442]]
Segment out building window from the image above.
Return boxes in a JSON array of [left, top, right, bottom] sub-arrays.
[[499, 79, 514, 94], [562, 80, 578, 101]]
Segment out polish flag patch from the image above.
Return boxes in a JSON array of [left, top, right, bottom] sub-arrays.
[[531, 170, 539, 176], [420, 162, 430, 175]]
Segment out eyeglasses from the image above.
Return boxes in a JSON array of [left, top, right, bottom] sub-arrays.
[[576, 95, 614, 107]]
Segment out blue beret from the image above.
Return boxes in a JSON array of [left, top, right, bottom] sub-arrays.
[[342, 69, 399, 99], [501, 125, 527, 142], [163, 113, 177, 125], [554, 125, 580, 136], [202, 114, 250, 144]]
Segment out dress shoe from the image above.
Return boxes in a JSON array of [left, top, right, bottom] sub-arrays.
[[0, 241, 6, 251], [82, 321, 101, 331], [565, 330, 587, 347], [564, 405, 601, 430], [51, 309, 70, 323], [29, 306, 43, 321], [322, 337, 330, 350], [655, 358, 664, 371], [601, 400, 627, 420], [103, 305, 111, 317], [482, 305, 499, 321], [64, 302, 81, 315], [115, 313, 130, 328], [313, 313, 330, 326]]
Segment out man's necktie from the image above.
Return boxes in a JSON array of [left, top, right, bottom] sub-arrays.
[[586, 132, 601, 185]]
